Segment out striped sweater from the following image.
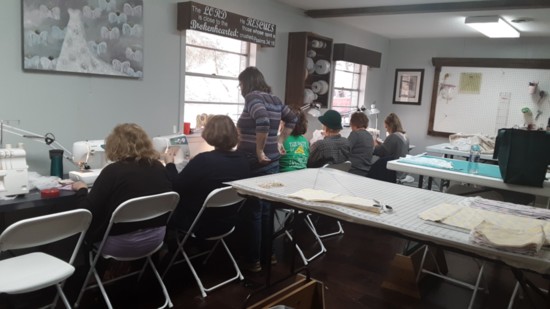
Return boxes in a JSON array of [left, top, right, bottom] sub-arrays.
[[237, 91, 297, 162]]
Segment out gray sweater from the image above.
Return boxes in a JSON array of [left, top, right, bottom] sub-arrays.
[[348, 129, 374, 176], [373, 132, 409, 159]]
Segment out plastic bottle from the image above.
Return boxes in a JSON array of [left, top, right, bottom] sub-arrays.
[[468, 144, 481, 174]]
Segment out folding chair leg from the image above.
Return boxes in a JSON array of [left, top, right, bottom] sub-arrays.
[[55, 284, 71, 309], [305, 214, 344, 239], [146, 256, 173, 308], [416, 246, 485, 309], [507, 282, 521, 309]]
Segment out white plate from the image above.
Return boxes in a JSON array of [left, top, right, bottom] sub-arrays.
[[306, 57, 315, 74], [315, 59, 331, 75]]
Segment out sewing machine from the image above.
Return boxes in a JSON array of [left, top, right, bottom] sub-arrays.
[[152, 134, 191, 172], [0, 146, 29, 197], [68, 140, 106, 186]]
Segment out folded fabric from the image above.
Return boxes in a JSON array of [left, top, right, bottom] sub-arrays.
[[400, 156, 453, 169], [418, 203, 461, 221], [470, 220, 544, 256], [287, 188, 381, 214]]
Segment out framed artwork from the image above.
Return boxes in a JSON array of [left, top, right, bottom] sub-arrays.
[[393, 69, 424, 105], [22, 0, 144, 78]]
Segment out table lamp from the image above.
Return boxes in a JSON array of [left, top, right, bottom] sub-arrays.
[[366, 104, 380, 131]]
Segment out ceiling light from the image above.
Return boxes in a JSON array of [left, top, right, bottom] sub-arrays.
[[465, 16, 520, 38]]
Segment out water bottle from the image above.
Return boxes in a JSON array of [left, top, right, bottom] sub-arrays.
[[468, 144, 481, 174]]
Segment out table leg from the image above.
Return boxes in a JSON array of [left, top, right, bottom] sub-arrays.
[[418, 175, 424, 189]]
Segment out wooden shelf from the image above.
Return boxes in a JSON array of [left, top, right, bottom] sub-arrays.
[[285, 32, 333, 109]]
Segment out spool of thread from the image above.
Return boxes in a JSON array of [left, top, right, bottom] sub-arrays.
[[49, 149, 64, 178]]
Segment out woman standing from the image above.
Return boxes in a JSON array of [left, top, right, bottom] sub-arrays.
[[237, 66, 297, 272]]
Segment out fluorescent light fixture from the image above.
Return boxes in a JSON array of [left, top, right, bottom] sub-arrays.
[[465, 16, 520, 38]]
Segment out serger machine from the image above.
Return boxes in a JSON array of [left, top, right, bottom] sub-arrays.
[[69, 140, 106, 186], [0, 146, 29, 197], [152, 134, 190, 172]]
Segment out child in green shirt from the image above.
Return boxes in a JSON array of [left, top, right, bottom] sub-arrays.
[[280, 110, 309, 172]]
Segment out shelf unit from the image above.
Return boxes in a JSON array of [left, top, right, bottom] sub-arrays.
[[285, 32, 333, 109]]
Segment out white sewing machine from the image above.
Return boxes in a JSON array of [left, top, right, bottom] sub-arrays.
[[69, 140, 106, 186], [152, 134, 190, 172], [0, 146, 29, 197]]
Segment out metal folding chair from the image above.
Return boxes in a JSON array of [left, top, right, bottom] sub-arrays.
[[0, 209, 92, 309], [74, 191, 179, 309], [162, 186, 246, 298]]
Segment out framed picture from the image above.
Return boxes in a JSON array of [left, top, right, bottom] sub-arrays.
[[22, 0, 144, 78], [393, 69, 424, 104]]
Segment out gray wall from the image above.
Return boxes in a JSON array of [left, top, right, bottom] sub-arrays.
[[381, 37, 550, 155], [1, 0, 388, 175], [2, 0, 548, 175]]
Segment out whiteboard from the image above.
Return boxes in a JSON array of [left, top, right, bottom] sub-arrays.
[[428, 58, 550, 137]]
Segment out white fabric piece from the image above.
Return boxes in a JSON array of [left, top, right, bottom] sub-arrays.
[[288, 188, 381, 214]]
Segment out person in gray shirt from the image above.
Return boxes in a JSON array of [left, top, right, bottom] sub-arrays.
[[308, 110, 350, 168], [348, 112, 374, 176], [374, 112, 409, 159]]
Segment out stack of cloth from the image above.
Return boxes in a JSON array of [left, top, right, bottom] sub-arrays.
[[470, 221, 544, 256], [448, 133, 496, 154], [419, 197, 550, 256]]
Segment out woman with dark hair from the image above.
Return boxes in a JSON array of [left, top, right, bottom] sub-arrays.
[[237, 66, 297, 272], [348, 112, 374, 176], [374, 113, 409, 159], [72, 123, 173, 256], [280, 109, 309, 172], [163, 115, 250, 233]]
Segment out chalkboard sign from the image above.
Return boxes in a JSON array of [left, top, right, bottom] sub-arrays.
[[428, 58, 550, 137], [177, 1, 276, 47]]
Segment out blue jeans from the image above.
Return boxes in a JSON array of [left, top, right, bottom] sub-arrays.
[[242, 161, 279, 263]]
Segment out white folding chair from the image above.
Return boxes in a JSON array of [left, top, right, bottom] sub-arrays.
[[0, 209, 92, 309], [74, 191, 179, 309], [162, 186, 246, 298], [416, 246, 487, 309], [307, 163, 349, 238]]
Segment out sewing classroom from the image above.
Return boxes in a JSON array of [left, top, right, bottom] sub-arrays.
[[1, 0, 550, 308]]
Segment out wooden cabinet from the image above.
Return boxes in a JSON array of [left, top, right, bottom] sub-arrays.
[[285, 32, 333, 109]]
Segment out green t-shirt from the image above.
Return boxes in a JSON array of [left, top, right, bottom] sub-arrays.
[[280, 135, 310, 172]]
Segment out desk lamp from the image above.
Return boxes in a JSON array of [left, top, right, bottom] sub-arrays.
[[301, 102, 321, 117], [366, 103, 380, 131]]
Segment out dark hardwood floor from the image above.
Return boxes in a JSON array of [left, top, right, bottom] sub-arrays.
[[3, 217, 549, 309]]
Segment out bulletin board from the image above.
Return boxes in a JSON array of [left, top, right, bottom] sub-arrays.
[[428, 58, 550, 137]]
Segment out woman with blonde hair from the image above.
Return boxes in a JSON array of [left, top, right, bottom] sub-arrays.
[[72, 123, 173, 256], [374, 113, 409, 159]]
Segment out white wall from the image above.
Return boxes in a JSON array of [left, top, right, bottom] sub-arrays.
[[1, 0, 388, 175], [382, 37, 550, 155]]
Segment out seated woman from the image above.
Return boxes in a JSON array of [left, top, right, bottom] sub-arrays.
[[164, 115, 251, 236], [308, 109, 350, 168], [280, 109, 309, 172], [348, 112, 374, 176], [374, 113, 409, 159], [72, 123, 173, 258]]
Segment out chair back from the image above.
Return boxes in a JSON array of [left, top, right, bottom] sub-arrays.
[[0, 209, 92, 264], [203, 186, 245, 209], [110, 191, 180, 225], [184, 186, 245, 239], [322, 161, 352, 172]]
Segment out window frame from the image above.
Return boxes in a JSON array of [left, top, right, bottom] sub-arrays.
[[181, 30, 256, 128]]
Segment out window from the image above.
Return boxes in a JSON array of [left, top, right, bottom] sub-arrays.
[[331, 61, 367, 126], [183, 30, 254, 127]]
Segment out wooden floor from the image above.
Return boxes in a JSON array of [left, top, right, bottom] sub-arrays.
[[4, 217, 549, 309]]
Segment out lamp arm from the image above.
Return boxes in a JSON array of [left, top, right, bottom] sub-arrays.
[[1, 124, 75, 165]]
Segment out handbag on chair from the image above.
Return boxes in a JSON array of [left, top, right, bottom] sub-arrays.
[[493, 128, 550, 187]]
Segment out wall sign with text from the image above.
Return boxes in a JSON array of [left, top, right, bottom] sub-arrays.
[[177, 1, 276, 47]]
